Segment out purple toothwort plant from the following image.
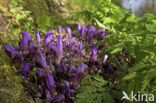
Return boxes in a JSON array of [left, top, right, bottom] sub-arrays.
[[3, 23, 108, 102], [36, 30, 41, 44], [81, 24, 86, 37], [65, 26, 72, 38]]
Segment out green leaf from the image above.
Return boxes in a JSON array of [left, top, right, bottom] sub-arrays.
[[146, 24, 156, 32], [123, 72, 136, 80]]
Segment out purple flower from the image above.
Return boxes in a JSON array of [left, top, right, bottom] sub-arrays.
[[19, 39, 23, 47], [77, 23, 81, 32], [44, 30, 54, 38], [69, 64, 88, 84], [58, 26, 62, 34], [90, 45, 97, 62], [69, 37, 75, 49], [77, 63, 88, 73], [55, 94, 62, 102], [81, 24, 86, 37], [92, 45, 97, 57], [37, 68, 44, 78], [20, 31, 32, 41], [60, 64, 67, 73], [62, 80, 71, 97], [49, 44, 57, 54], [70, 64, 76, 70], [46, 73, 55, 94], [101, 30, 107, 39], [87, 25, 95, 39], [36, 30, 41, 44], [3, 45, 22, 63], [44, 35, 53, 45], [37, 51, 49, 71], [56, 35, 63, 63], [46, 89, 53, 101], [67, 64, 77, 76], [19, 63, 31, 77], [65, 26, 72, 38], [77, 41, 83, 54], [20, 31, 33, 52]]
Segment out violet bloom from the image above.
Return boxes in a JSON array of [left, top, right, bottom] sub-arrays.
[[20, 31, 33, 52], [77, 23, 81, 32], [69, 37, 75, 49], [19, 63, 31, 77], [101, 30, 107, 39], [37, 51, 49, 71], [37, 68, 44, 78], [65, 26, 72, 38], [3, 45, 22, 63], [46, 89, 53, 101], [58, 26, 62, 34], [76, 63, 88, 78], [19, 39, 23, 47], [20, 31, 32, 41], [62, 80, 71, 97], [77, 63, 88, 73], [69, 64, 88, 86], [44, 30, 54, 38], [46, 73, 55, 94], [81, 24, 86, 37], [60, 64, 67, 74], [56, 35, 63, 63], [36, 30, 41, 44], [3, 45, 20, 57], [44, 35, 53, 45], [77, 41, 83, 54], [49, 44, 57, 54], [87, 25, 95, 39], [22, 31, 30, 52], [55, 94, 62, 102], [68, 64, 77, 76], [90, 45, 97, 62]]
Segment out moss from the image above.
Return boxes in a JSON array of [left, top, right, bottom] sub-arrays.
[[20, 0, 78, 27]]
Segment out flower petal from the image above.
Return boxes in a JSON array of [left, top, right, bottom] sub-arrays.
[[69, 37, 75, 49], [37, 51, 49, 71], [55, 94, 62, 102], [36, 30, 41, 44], [3, 44, 21, 62], [65, 26, 72, 38], [46, 89, 53, 101], [37, 68, 44, 78], [58, 26, 62, 34], [49, 44, 57, 54], [81, 24, 86, 37], [19, 63, 31, 77], [46, 73, 55, 94], [77, 23, 81, 32], [77, 63, 88, 73], [44, 35, 53, 45], [20, 31, 33, 52], [101, 30, 107, 39], [44, 30, 54, 38], [56, 35, 63, 62], [77, 41, 83, 54]]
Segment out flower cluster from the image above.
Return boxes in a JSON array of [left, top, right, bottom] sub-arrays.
[[3, 24, 107, 102]]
